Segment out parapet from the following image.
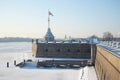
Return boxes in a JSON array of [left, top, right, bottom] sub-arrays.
[[32, 39, 83, 44]]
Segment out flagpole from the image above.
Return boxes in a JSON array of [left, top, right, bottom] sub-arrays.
[[48, 10, 50, 28]]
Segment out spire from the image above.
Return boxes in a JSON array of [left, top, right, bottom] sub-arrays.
[[45, 10, 54, 42], [48, 10, 53, 28]]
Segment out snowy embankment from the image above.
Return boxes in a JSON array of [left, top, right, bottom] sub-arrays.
[[0, 66, 97, 80], [0, 52, 97, 80]]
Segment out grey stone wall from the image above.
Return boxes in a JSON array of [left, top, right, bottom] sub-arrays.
[[33, 43, 91, 59]]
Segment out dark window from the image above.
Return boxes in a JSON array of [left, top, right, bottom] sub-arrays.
[[87, 49, 91, 52], [67, 49, 70, 52], [45, 49, 48, 52], [57, 49, 60, 52], [77, 49, 80, 52]]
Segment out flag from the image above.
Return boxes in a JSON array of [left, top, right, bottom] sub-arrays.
[[49, 11, 54, 16]]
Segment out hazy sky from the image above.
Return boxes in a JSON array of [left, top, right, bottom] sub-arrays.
[[0, 0, 120, 38]]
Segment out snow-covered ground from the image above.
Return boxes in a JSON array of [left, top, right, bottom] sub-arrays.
[[0, 42, 97, 80], [0, 66, 97, 80], [81, 66, 98, 80], [0, 68, 80, 80]]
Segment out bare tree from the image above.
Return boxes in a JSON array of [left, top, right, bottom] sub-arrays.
[[103, 32, 113, 41]]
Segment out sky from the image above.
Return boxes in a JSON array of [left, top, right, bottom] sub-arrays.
[[0, 0, 120, 38]]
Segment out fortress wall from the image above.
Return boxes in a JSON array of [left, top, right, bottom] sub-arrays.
[[95, 46, 120, 80], [32, 43, 37, 57], [33, 43, 91, 59]]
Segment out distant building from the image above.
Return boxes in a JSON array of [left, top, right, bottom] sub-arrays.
[[88, 35, 99, 44]]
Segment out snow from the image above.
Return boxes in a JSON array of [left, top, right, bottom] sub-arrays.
[[0, 68, 80, 80], [98, 41, 120, 57], [34, 58, 90, 62], [0, 42, 98, 80], [0, 53, 24, 68], [0, 66, 97, 80], [0, 55, 97, 80], [82, 66, 98, 80]]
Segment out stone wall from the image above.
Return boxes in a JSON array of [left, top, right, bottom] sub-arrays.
[[32, 42, 37, 57], [95, 46, 120, 80], [32, 43, 91, 59]]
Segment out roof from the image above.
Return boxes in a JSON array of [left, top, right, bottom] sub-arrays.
[[45, 27, 54, 38], [98, 41, 120, 58]]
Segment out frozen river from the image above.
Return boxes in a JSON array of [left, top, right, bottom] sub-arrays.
[[0, 42, 32, 53], [0, 42, 32, 68]]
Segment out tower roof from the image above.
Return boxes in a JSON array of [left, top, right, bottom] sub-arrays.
[[44, 27, 54, 41]]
